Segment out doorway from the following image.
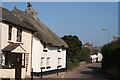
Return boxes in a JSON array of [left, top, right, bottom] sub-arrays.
[[14, 54, 22, 79]]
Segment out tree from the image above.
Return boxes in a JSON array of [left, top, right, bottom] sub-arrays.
[[79, 47, 91, 63], [61, 35, 82, 61], [61, 35, 82, 69]]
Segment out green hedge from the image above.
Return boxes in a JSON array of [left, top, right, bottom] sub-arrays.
[[101, 39, 120, 77]]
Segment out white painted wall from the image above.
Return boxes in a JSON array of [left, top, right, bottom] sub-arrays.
[[0, 23, 9, 50], [0, 22, 33, 78], [32, 36, 66, 72], [98, 52, 103, 62], [0, 23, 2, 69], [0, 23, 1, 53], [21, 29, 32, 77]]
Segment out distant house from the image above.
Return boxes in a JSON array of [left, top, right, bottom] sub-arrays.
[[0, 3, 68, 79], [83, 42, 95, 55], [97, 52, 103, 62], [112, 36, 120, 42], [90, 52, 103, 63], [84, 43, 102, 63], [83, 42, 93, 47], [90, 54, 98, 63]]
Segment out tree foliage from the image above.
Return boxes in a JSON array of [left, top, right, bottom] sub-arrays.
[[61, 35, 82, 61], [79, 47, 91, 63], [61, 35, 82, 69]]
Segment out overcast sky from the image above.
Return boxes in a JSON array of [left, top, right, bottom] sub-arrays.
[[1, 2, 118, 46]]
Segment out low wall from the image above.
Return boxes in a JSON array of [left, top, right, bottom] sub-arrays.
[[0, 69, 15, 78], [0, 68, 26, 78]]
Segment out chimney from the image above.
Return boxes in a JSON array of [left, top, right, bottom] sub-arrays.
[[25, 3, 38, 20]]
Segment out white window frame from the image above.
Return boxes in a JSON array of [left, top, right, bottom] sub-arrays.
[[46, 57, 50, 66], [58, 58, 61, 65], [41, 57, 44, 66]]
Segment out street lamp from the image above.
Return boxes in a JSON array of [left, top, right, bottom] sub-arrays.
[[102, 28, 110, 43]]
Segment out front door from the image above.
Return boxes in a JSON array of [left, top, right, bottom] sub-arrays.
[[14, 54, 22, 79]]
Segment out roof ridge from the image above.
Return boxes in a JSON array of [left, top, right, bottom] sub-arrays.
[[0, 6, 9, 12], [11, 7, 36, 20]]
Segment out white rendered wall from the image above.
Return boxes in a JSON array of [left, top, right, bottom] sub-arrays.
[[0, 23, 2, 69], [0, 23, 1, 53], [0, 22, 32, 77], [32, 36, 66, 72], [0, 23, 9, 52]]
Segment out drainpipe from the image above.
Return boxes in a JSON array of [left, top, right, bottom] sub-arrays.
[[30, 31, 34, 77]]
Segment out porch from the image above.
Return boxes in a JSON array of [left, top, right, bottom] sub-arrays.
[[0, 44, 27, 79]]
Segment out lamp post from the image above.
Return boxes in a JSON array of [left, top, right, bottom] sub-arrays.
[[102, 28, 110, 43]]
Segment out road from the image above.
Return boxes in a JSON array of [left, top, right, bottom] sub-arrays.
[[53, 63, 112, 79]]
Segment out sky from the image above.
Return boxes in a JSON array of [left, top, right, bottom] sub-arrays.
[[1, 2, 118, 46], [0, 0, 120, 2]]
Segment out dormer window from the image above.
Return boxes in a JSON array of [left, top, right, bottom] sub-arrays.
[[43, 43, 48, 52], [17, 28, 22, 42], [8, 25, 12, 40], [57, 47, 62, 52]]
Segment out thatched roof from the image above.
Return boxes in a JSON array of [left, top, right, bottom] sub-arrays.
[[0, 6, 35, 31], [10, 8, 68, 48]]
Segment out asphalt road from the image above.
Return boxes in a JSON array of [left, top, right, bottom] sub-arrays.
[[53, 63, 112, 79]]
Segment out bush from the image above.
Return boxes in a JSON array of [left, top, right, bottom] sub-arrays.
[[66, 59, 74, 70]]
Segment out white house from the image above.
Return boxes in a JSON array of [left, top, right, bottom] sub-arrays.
[[0, 6, 35, 79], [97, 52, 103, 62], [90, 52, 103, 63], [90, 54, 98, 63], [0, 3, 68, 79]]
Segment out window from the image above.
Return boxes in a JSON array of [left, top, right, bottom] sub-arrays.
[[2, 54, 5, 66], [2, 53, 24, 69], [41, 57, 44, 66], [58, 58, 61, 65], [43, 43, 48, 52], [22, 53, 25, 68], [17, 28, 22, 42], [44, 44, 46, 48], [8, 25, 12, 40], [46, 57, 50, 66], [57, 47, 61, 52]]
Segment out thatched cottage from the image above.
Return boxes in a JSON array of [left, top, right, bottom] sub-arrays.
[[0, 3, 67, 79]]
